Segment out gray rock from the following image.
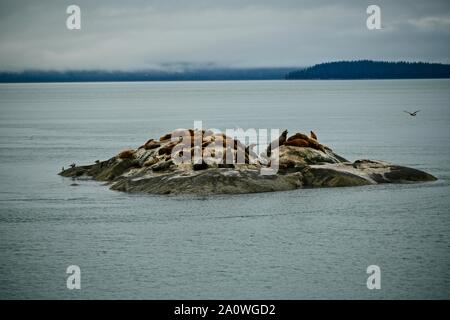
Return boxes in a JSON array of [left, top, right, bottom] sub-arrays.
[[58, 130, 437, 195]]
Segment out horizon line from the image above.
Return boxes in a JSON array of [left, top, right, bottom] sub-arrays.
[[1, 59, 450, 74]]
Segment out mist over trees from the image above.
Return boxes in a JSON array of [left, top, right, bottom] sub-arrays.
[[0, 68, 293, 83], [285, 60, 450, 80], [1, 61, 450, 82]]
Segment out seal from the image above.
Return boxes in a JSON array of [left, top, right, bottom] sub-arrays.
[[158, 141, 178, 155], [307, 139, 326, 152], [287, 133, 309, 142], [159, 133, 172, 141], [285, 132, 326, 152], [152, 159, 173, 171], [284, 139, 309, 147], [143, 157, 158, 167], [266, 129, 288, 156], [118, 149, 135, 159], [144, 140, 161, 150]]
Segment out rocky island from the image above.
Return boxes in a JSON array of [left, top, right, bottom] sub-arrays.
[[59, 129, 437, 195]]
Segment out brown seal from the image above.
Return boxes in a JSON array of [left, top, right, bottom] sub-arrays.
[[144, 140, 161, 150], [159, 133, 172, 141], [158, 141, 178, 155], [118, 149, 134, 159], [286, 131, 326, 152], [307, 139, 326, 152], [143, 157, 159, 167], [284, 139, 309, 148], [266, 129, 288, 156], [287, 133, 309, 142]]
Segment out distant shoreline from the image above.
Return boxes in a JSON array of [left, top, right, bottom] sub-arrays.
[[1, 61, 450, 83], [285, 60, 450, 80], [2, 79, 450, 85]]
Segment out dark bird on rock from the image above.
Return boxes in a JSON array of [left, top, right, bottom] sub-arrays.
[[70, 163, 76, 168], [310, 130, 318, 140], [404, 110, 420, 116]]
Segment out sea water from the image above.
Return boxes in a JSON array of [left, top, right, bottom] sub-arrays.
[[0, 80, 449, 299]]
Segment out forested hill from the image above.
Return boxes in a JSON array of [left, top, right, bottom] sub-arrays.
[[2, 62, 449, 82], [285, 61, 450, 80]]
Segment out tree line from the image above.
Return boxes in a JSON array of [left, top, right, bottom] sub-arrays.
[[285, 60, 450, 79]]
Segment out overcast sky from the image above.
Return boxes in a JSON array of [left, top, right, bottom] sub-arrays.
[[0, 0, 449, 71]]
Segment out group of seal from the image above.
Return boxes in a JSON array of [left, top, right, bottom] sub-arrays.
[[267, 129, 327, 154], [137, 129, 260, 170], [59, 127, 438, 196], [114, 128, 326, 172]]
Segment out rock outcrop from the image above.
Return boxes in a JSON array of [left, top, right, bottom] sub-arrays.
[[59, 129, 437, 195]]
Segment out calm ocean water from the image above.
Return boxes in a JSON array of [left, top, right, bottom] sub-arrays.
[[0, 80, 449, 299]]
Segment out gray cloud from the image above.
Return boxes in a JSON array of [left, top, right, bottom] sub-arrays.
[[0, 0, 449, 71]]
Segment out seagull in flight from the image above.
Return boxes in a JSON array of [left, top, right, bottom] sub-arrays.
[[404, 110, 420, 116]]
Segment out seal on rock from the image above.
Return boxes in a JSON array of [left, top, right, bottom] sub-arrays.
[[287, 133, 309, 142], [58, 127, 438, 195], [143, 157, 159, 167], [284, 139, 309, 148], [158, 141, 178, 156], [266, 129, 288, 156], [118, 150, 135, 159], [285, 132, 325, 152], [307, 139, 326, 152], [144, 140, 161, 150], [159, 133, 172, 141]]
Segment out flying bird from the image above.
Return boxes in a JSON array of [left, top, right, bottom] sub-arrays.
[[404, 110, 420, 116]]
